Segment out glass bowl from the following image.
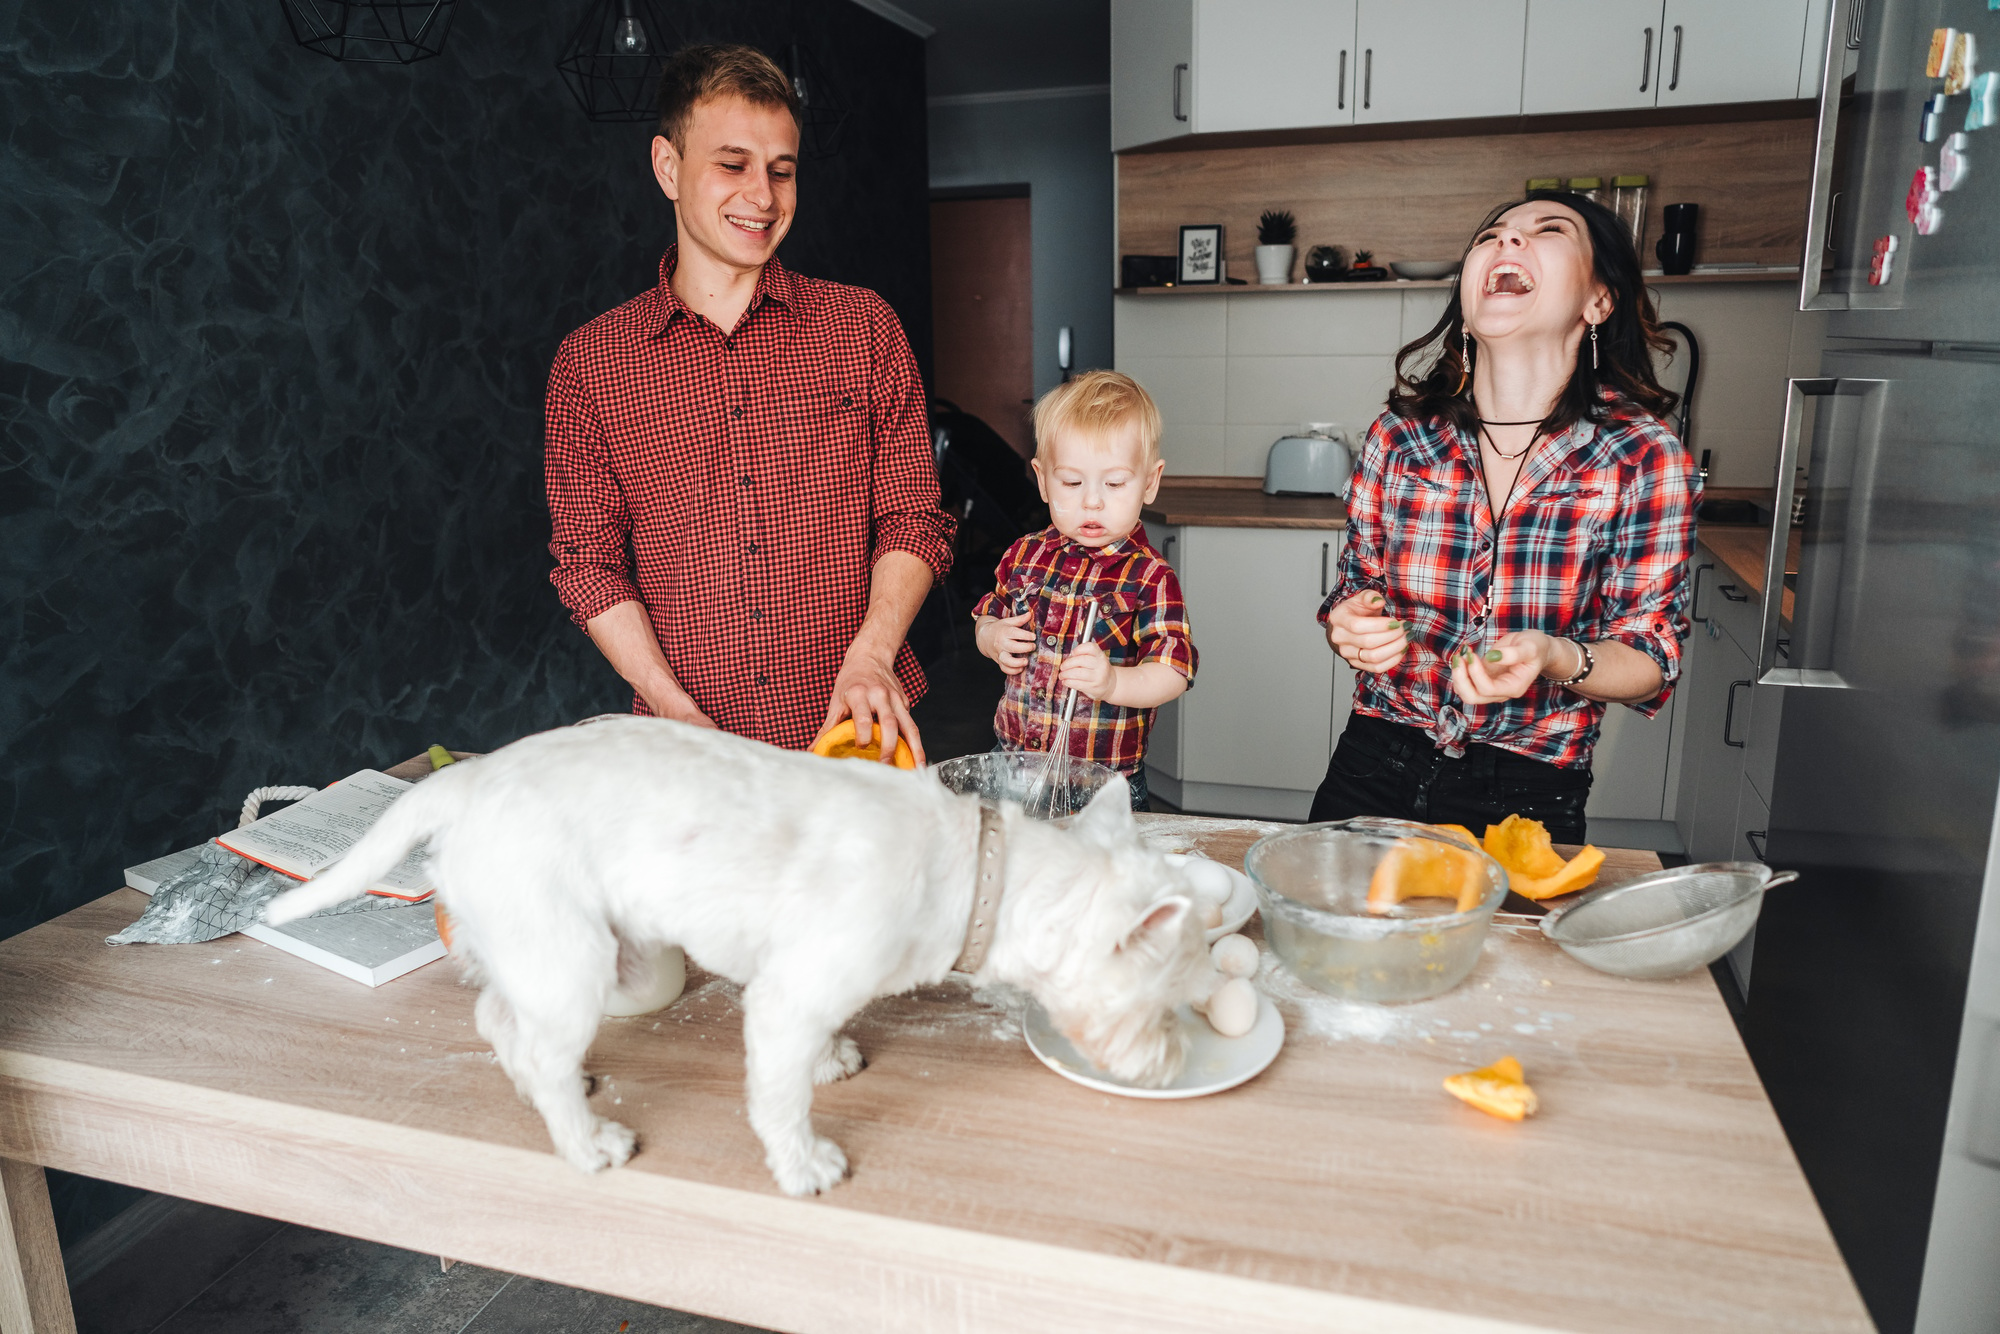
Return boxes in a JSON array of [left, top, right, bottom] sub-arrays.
[[1243, 818, 1507, 1002], [931, 752, 1120, 820]]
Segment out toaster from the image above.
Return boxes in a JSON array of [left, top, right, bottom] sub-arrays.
[[1263, 426, 1352, 496]]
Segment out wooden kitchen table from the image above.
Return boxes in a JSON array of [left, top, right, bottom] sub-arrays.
[[0, 812, 1872, 1334]]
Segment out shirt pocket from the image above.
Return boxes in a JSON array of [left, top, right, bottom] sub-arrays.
[[1524, 481, 1618, 551], [1092, 591, 1140, 659], [788, 387, 870, 488], [1382, 470, 1470, 602]]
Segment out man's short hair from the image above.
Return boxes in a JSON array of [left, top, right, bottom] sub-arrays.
[[656, 44, 801, 152], [1032, 371, 1163, 465]]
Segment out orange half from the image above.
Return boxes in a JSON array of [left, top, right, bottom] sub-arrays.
[[808, 717, 917, 769]]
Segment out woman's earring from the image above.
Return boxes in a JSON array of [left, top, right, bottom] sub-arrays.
[[1589, 321, 1600, 370], [1456, 327, 1472, 394]]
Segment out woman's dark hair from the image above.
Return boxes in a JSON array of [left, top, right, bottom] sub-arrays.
[[1388, 191, 1678, 434]]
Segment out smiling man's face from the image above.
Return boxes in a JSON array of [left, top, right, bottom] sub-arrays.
[[652, 94, 799, 275]]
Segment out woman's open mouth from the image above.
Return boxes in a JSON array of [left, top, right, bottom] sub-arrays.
[[1483, 262, 1535, 296]]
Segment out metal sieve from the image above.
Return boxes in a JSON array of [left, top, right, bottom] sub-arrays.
[[1538, 862, 1798, 980]]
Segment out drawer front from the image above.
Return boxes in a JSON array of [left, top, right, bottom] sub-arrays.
[[1696, 542, 1764, 652]]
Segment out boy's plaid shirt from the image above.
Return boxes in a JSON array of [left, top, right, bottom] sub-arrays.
[[1322, 400, 1699, 770], [973, 526, 1197, 774]]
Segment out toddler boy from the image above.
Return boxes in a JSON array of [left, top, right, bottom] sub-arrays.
[[973, 371, 1197, 809]]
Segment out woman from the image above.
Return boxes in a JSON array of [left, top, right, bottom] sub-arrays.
[[1311, 192, 1698, 843]]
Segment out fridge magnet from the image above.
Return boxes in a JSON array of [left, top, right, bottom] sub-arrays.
[[1927, 28, 1957, 79], [1922, 93, 1949, 142], [1907, 166, 1944, 234], [1868, 235, 1898, 287], [1942, 133, 1971, 191], [1944, 32, 1976, 95], [1967, 72, 1998, 131], [1177, 224, 1224, 285]]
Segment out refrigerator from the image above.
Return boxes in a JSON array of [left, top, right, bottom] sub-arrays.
[[1744, 0, 2000, 1330]]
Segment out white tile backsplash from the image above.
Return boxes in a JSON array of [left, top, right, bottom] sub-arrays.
[[1225, 289, 1403, 357], [1118, 354, 1225, 430], [1113, 296, 1226, 359], [1227, 355, 1394, 433], [1399, 288, 1452, 345]]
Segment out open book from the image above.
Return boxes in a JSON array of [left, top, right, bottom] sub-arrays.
[[214, 770, 432, 900]]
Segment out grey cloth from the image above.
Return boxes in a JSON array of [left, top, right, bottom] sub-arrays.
[[106, 843, 401, 946]]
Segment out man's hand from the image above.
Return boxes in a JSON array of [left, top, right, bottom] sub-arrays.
[[825, 647, 923, 765], [1449, 631, 1564, 706], [649, 688, 720, 730], [1058, 641, 1117, 701], [976, 611, 1036, 675], [1325, 590, 1410, 674], [585, 601, 719, 729]]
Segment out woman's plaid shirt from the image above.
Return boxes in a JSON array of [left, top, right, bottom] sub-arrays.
[[1321, 401, 1700, 770], [973, 527, 1197, 774]]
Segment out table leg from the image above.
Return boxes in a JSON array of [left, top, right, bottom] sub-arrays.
[[0, 1159, 75, 1334]]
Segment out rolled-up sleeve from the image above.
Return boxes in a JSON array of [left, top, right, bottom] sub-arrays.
[[545, 339, 641, 628], [864, 297, 957, 580], [1319, 421, 1392, 623], [1135, 563, 1198, 685], [1592, 437, 1701, 717]]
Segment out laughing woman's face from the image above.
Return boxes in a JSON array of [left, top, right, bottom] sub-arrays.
[[1459, 201, 1612, 349]]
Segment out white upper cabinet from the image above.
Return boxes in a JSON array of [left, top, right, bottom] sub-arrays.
[[1111, 0, 1196, 151], [1654, 0, 1813, 107], [1355, 0, 1528, 125], [1194, 0, 1359, 133], [1523, 0, 1667, 115]]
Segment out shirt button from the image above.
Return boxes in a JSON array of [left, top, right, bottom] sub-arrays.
[[840, 395, 853, 408], [745, 541, 759, 554], [749, 609, 763, 621], [1045, 636, 1058, 647], [755, 673, 769, 686], [739, 475, 753, 488], [731, 406, 744, 418]]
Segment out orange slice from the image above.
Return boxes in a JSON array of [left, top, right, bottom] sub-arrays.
[[1444, 1055, 1540, 1121], [1429, 823, 1482, 849], [1510, 845, 1606, 901], [808, 718, 917, 769], [1482, 814, 1604, 901], [1366, 839, 1487, 914]]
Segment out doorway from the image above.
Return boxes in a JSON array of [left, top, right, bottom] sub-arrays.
[[930, 187, 1033, 458]]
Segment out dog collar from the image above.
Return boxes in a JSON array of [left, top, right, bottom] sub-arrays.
[[954, 801, 1007, 974]]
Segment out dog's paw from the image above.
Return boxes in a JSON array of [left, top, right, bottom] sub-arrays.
[[770, 1136, 849, 1197], [558, 1117, 637, 1173], [812, 1035, 866, 1085]]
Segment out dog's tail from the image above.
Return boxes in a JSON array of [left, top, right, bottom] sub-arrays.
[[264, 766, 466, 925]]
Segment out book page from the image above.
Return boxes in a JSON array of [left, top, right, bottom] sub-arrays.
[[214, 771, 417, 881]]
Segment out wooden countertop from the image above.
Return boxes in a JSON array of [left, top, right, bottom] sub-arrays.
[[1144, 477, 1346, 530], [0, 801, 1869, 1333], [1700, 524, 1800, 624]]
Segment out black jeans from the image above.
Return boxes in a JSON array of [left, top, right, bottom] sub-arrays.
[[1308, 714, 1592, 844]]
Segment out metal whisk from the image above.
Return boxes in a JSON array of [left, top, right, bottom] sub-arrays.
[[1024, 598, 1099, 819]]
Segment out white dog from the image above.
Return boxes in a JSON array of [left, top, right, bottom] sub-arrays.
[[266, 717, 1210, 1196]]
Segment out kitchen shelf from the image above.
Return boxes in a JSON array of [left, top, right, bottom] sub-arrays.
[[1115, 269, 1803, 296]]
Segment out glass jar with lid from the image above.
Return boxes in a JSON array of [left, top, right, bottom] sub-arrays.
[[1609, 174, 1650, 256]]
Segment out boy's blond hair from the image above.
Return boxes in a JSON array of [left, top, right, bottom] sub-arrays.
[[1031, 371, 1162, 464]]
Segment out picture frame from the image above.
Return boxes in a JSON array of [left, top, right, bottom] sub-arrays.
[[1177, 224, 1223, 285]]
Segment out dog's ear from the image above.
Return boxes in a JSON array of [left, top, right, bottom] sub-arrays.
[[1116, 895, 1191, 960], [1073, 774, 1133, 844]]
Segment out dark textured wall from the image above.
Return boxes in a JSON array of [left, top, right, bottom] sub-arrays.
[[3, 0, 928, 1246]]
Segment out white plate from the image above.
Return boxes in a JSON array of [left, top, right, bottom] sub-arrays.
[[1023, 995, 1284, 1100], [1165, 853, 1258, 942]]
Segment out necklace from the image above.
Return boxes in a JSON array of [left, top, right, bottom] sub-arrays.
[[1479, 423, 1544, 461], [1475, 416, 1545, 426]]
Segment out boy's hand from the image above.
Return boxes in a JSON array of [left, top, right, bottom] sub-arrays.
[[976, 611, 1036, 675], [1325, 590, 1410, 674], [1059, 641, 1117, 701]]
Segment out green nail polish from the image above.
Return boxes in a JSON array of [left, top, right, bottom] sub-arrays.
[[1485, 649, 1503, 662]]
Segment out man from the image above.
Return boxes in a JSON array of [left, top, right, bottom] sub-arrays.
[[545, 44, 955, 761]]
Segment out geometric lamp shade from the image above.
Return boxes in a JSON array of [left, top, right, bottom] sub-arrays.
[[556, 0, 683, 123], [782, 41, 849, 160], [281, 0, 459, 64]]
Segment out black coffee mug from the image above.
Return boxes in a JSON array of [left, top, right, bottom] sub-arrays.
[[1656, 203, 1698, 276]]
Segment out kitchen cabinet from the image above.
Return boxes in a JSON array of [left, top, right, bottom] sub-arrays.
[[1674, 540, 1786, 867], [1724, 781, 1771, 996], [1195, 0, 1357, 133], [1111, 0, 1194, 151], [1584, 696, 1678, 823], [1522, 0, 1667, 115], [1354, 0, 1527, 125], [1143, 523, 1348, 820], [1654, 0, 1814, 108]]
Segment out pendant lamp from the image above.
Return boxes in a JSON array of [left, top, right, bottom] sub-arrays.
[[783, 41, 849, 160], [556, 0, 681, 123], [282, 0, 458, 64]]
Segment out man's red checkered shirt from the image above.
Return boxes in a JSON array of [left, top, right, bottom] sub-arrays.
[[545, 248, 956, 749], [972, 527, 1197, 775], [1321, 400, 1699, 770]]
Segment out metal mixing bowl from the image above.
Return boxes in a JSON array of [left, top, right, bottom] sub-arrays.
[[1243, 819, 1508, 1002], [931, 753, 1120, 820], [1538, 862, 1798, 980]]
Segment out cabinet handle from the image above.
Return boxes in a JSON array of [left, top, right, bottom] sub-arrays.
[[1746, 829, 1769, 862], [1337, 49, 1347, 110], [1800, 0, 1856, 310], [1690, 561, 1714, 624], [1724, 679, 1751, 748], [1363, 49, 1372, 110], [1320, 542, 1330, 597], [1172, 62, 1188, 122], [1640, 26, 1653, 92], [1668, 24, 1683, 91], [1718, 582, 1748, 603], [1164, 534, 1177, 564]]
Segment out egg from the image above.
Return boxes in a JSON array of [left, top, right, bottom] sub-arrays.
[[1210, 933, 1258, 979], [1201, 977, 1258, 1038], [1197, 898, 1224, 930], [1176, 855, 1235, 907]]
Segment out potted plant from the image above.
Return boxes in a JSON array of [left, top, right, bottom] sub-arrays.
[[1255, 210, 1297, 285]]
